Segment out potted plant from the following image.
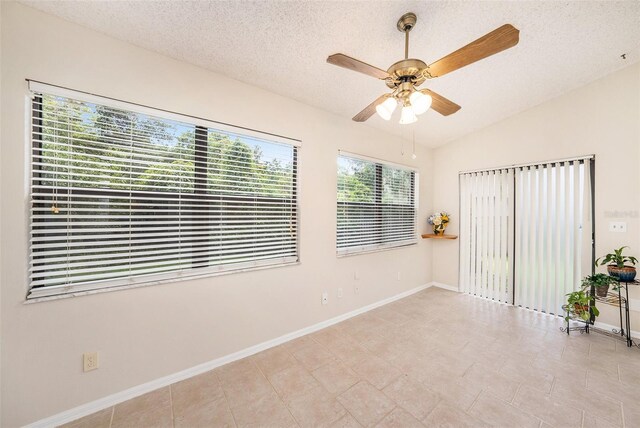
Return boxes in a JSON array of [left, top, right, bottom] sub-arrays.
[[596, 246, 638, 282], [581, 273, 618, 298], [565, 289, 599, 322]]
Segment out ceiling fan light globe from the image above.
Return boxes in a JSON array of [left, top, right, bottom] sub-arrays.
[[410, 91, 432, 115], [399, 106, 417, 124], [375, 97, 397, 121], [375, 105, 392, 121]]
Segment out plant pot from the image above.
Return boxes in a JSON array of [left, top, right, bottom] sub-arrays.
[[573, 303, 589, 312], [595, 284, 610, 298], [608, 265, 636, 282], [572, 303, 590, 320]]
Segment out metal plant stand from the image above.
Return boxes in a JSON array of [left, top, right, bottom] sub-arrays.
[[593, 288, 630, 346], [605, 279, 638, 347], [561, 279, 638, 348], [561, 304, 591, 335]]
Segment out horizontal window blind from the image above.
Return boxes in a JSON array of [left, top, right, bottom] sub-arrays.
[[29, 86, 298, 299], [337, 154, 417, 255]]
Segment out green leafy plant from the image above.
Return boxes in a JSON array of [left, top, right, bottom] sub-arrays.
[[565, 290, 599, 322], [596, 246, 638, 268], [581, 273, 618, 289], [582, 272, 619, 296]]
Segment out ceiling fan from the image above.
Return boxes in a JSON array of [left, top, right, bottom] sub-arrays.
[[327, 12, 519, 124]]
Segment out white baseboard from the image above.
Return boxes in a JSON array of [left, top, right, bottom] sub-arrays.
[[430, 282, 460, 292], [593, 320, 640, 340], [453, 286, 640, 340], [26, 282, 433, 428]]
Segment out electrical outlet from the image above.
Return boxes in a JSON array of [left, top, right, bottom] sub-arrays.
[[337, 288, 343, 298], [609, 221, 627, 232], [397, 271, 401, 281], [354, 285, 360, 294], [83, 352, 98, 372], [321, 291, 328, 305], [354, 271, 359, 280]]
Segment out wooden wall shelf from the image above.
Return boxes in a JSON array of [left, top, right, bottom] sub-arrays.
[[421, 234, 458, 240]]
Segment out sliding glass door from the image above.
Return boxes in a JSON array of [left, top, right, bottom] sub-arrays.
[[514, 159, 593, 314], [459, 158, 594, 316], [459, 169, 514, 303]]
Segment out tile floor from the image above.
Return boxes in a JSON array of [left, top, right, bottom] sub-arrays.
[[62, 287, 640, 427]]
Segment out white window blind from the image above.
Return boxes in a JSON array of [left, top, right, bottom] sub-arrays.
[[337, 153, 417, 255], [459, 157, 593, 316], [514, 159, 592, 315], [29, 85, 299, 299], [459, 169, 514, 302]]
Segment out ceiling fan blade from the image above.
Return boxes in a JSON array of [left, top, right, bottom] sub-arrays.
[[426, 24, 519, 78], [353, 94, 389, 122], [420, 89, 461, 116], [327, 53, 390, 80]]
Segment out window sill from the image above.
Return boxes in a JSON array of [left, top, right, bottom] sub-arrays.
[[337, 241, 417, 258], [24, 260, 301, 304]]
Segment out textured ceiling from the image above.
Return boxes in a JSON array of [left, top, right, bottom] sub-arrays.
[[20, 1, 640, 147]]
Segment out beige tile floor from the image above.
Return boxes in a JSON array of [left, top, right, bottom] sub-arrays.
[[62, 287, 640, 428]]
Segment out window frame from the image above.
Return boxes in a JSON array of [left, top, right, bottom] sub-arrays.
[[336, 151, 418, 257], [27, 81, 301, 301]]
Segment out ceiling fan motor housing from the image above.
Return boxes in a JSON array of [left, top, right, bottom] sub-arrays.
[[386, 59, 428, 89], [396, 81, 416, 103]]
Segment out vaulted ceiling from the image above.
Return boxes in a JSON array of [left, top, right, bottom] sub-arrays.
[[21, 1, 640, 147]]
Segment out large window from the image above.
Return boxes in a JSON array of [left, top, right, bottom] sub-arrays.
[[337, 153, 417, 255], [29, 83, 299, 299]]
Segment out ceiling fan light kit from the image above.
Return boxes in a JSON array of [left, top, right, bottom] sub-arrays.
[[375, 96, 397, 120], [327, 12, 520, 125], [409, 91, 432, 115], [399, 104, 418, 125]]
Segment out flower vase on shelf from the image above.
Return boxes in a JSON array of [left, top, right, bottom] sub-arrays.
[[433, 224, 446, 236], [428, 212, 450, 236]]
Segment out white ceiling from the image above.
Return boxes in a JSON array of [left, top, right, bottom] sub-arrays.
[[21, 1, 640, 147]]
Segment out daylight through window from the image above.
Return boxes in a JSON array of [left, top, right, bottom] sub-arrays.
[[337, 153, 417, 255], [29, 84, 299, 299]]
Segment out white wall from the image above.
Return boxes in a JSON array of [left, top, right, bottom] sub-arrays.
[[0, 3, 434, 426], [432, 62, 640, 328]]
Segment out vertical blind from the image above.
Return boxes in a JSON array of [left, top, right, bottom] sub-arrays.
[[459, 169, 514, 302], [337, 153, 417, 255], [514, 159, 592, 314], [459, 158, 593, 315], [29, 84, 299, 299]]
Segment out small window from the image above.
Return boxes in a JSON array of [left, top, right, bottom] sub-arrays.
[[29, 84, 299, 299], [337, 153, 417, 255]]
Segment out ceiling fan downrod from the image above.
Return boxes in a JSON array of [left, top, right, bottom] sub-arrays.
[[397, 12, 417, 60], [405, 29, 409, 59]]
